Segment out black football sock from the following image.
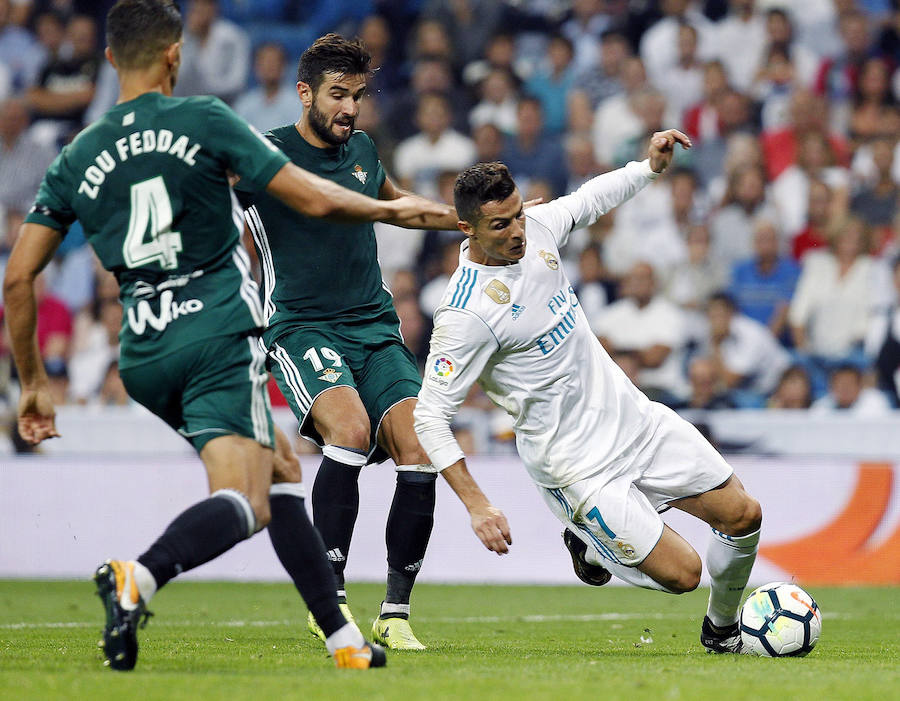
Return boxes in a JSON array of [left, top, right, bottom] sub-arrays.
[[311, 445, 367, 594], [137, 489, 255, 590], [383, 470, 436, 613], [268, 483, 346, 637]]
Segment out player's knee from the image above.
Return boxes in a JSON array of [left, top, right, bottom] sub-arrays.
[[328, 418, 370, 452], [670, 554, 702, 593], [741, 496, 763, 533], [272, 448, 301, 483], [723, 495, 763, 536], [394, 444, 431, 467]]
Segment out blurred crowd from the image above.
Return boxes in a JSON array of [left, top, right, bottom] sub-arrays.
[[1, 0, 900, 454]]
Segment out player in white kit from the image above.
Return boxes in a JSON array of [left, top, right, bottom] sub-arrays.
[[413, 130, 763, 654]]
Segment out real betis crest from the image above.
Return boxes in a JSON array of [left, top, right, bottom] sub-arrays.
[[352, 164, 367, 184]]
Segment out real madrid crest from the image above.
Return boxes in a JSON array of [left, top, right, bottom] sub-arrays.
[[539, 250, 559, 270], [484, 279, 511, 304]]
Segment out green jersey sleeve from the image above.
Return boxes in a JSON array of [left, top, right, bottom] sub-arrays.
[[24, 148, 77, 233], [207, 98, 289, 192]]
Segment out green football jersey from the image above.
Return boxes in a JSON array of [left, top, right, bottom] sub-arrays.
[[25, 92, 289, 368], [238, 126, 392, 338]]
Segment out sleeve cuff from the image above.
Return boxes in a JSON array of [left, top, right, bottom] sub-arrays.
[[637, 159, 660, 181], [431, 442, 466, 472]]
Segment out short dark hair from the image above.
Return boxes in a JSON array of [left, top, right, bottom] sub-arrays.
[[106, 0, 181, 70], [454, 162, 517, 224], [708, 291, 736, 310], [297, 33, 371, 91]]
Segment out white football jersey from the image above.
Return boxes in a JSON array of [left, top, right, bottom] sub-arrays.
[[414, 160, 660, 488]]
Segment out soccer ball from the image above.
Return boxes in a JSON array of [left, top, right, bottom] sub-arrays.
[[739, 582, 821, 657]]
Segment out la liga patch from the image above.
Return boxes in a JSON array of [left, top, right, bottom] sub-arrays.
[[426, 355, 457, 391]]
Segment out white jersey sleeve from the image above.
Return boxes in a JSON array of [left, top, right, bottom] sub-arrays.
[[526, 159, 659, 248], [413, 307, 499, 471]]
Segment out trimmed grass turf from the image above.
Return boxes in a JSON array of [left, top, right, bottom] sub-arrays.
[[0, 581, 897, 700]]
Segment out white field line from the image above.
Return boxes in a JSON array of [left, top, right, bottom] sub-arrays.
[[0, 611, 856, 631]]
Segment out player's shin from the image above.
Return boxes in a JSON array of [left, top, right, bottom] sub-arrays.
[[383, 468, 436, 614], [311, 445, 367, 598], [267, 482, 349, 636], [136, 489, 257, 590], [706, 527, 760, 627]]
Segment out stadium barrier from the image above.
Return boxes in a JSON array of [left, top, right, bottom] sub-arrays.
[[2, 451, 898, 585]]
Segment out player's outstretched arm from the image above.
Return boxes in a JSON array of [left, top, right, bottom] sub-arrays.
[[441, 459, 512, 555], [266, 162, 448, 225], [378, 175, 458, 230], [3, 223, 64, 444]]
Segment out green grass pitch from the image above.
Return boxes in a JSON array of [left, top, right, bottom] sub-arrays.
[[0, 581, 897, 700]]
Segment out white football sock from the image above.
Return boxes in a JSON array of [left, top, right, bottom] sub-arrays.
[[584, 544, 677, 594], [380, 602, 411, 618], [325, 622, 366, 654], [706, 528, 760, 628], [131, 560, 157, 603]]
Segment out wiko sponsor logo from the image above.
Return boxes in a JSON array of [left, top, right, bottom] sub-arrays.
[[126, 290, 204, 335]]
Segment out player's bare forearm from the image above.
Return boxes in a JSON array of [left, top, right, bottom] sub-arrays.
[[442, 459, 512, 554], [385, 192, 457, 230], [268, 163, 395, 220], [2, 224, 61, 389], [268, 163, 447, 226], [380, 182, 458, 230], [4, 224, 62, 444]]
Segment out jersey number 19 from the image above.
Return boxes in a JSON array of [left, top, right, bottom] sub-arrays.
[[123, 175, 183, 270]]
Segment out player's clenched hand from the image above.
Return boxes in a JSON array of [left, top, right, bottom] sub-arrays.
[[648, 129, 692, 174], [17, 386, 60, 445], [470, 505, 512, 555], [382, 195, 453, 227]]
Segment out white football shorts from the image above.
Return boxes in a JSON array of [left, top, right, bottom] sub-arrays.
[[540, 403, 733, 566]]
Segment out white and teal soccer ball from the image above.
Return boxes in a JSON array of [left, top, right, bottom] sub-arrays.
[[740, 582, 822, 657]]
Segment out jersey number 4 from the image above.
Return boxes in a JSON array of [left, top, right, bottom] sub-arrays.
[[123, 176, 183, 270]]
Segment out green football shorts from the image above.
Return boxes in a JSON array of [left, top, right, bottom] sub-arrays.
[[120, 332, 274, 452], [266, 319, 422, 463]]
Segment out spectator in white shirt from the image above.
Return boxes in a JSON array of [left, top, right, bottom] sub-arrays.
[[174, 0, 250, 104], [709, 163, 778, 268], [761, 7, 820, 89], [591, 56, 648, 167], [771, 129, 850, 239], [468, 67, 519, 136], [696, 292, 791, 400], [639, 0, 715, 89], [655, 23, 705, 129], [596, 261, 689, 401], [233, 43, 299, 132], [789, 215, 893, 361], [394, 92, 476, 200], [712, 0, 767, 92], [664, 223, 729, 320], [811, 364, 893, 415]]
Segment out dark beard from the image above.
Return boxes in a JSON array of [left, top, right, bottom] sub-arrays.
[[308, 99, 353, 146]]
